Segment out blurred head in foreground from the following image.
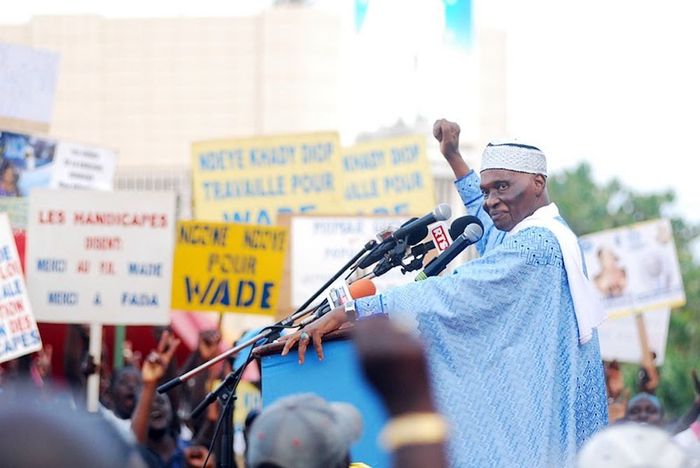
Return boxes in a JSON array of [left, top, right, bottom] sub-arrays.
[[0, 389, 145, 468], [246, 393, 362, 468], [577, 423, 690, 468]]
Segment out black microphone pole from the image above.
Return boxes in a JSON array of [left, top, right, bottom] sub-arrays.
[[160, 239, 377, 468], [157, 239, 377, 394]]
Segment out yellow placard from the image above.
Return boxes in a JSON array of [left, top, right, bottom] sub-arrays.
[[233, 380, 262, 427], [171, 221, 288, 315], [341, 135, 436, 215], [192, 132, 342, 225]]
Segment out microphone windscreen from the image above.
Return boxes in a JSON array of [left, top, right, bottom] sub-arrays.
[[407, 224, 429, 245], [348, 278, 376, 299], [401, 217, 418, 227], [463, 222, 484, 242], [434, 203, 452, 221], [399, 217, 428, 245], [449, 215, 482, 240]]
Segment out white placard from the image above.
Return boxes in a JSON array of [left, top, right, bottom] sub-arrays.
[[0, 213, 42, 363], [0, 129, 117, 196], [580, 219, 685, 318], [50, 141, 117, 191], [27, 189, 177, 325], [598, 309, 670, 365], [0, 43, 59, 124], [291, 216, 418, 307]]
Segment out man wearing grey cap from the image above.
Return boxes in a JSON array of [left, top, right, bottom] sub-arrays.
[[246, 393, 363, 468], [282, 119, 608, 467]]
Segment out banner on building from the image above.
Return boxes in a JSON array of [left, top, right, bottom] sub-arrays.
[[0, 129, 117, 197], [191, 132, 342, 225], [26, 189, 177, 325], [171, 221, 287, 316], [580, 219, 685, 318], [340, 135, 435, 215], [0, 212, 42, 363]]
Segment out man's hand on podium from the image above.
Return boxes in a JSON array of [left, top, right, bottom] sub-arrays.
[[280, 306, 348, 364]]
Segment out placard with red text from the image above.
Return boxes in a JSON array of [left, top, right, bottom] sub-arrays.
[[0, 212, 42, 363], [26, 189, 176, 324]]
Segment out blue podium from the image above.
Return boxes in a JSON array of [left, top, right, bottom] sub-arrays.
[[253, 330, 390, 468]]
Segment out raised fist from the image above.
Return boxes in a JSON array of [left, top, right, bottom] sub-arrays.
[[432, 119, 461, 160]]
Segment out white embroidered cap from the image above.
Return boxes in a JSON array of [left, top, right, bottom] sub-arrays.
[[480, 139, 547, 176]]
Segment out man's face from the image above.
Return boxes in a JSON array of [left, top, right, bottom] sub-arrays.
[[480, 169, 544, 231], [626, 397, 663, 425], [148, 393, 173, 431], [112, 369, 141, 419]]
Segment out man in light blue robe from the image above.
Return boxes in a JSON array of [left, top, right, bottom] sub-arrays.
[[282, 119, 608, 467]]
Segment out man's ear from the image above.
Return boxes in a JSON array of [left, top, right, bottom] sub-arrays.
[[533, 174, 546, 196]]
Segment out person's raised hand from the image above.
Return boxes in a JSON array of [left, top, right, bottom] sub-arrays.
[[433, 119, 461, 160], [184, 445, 215, 468], [605, 360, 625, 399], [198, 329, 222, 361], [142, 330, 180, 384], [352, 316, 435, 416], [34, 344, 53, 378], [280, 307, 347, 364], [80, 353, 100, 377]]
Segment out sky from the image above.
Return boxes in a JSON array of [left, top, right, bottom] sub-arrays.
[[504, 0, 700, 221], [3, 0, 700, 220]]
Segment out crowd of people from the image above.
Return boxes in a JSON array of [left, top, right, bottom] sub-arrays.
[[1, 118, 699, 467], [1, 317, 700, 467], [1, 326, 228, 467]]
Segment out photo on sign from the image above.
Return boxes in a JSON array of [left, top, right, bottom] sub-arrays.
[[0, 130, 56, 197], [0, 129, 117, 196], [580, 219, 685, 317]]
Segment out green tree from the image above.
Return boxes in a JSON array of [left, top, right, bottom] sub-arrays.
[[549, 162, 700, 417]]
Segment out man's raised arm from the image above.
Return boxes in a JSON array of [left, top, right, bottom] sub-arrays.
[[433, 118, 501, 255], [433, 119, 470, 179]]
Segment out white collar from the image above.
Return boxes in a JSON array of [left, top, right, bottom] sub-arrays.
[[510, 203, 606, 344]]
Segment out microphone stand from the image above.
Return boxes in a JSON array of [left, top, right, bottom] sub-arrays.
[[157, 239, 377, 467], [189, 358, 249, 468]]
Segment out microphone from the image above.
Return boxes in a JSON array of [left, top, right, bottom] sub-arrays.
[[357, 205, 452, 269], [414, 216, 484, 281], [391, 204, 452, 240], [372, 214, 475, 277], [405, 215, 479, 261], [448, 215, 475, 240], [298, 279, 376, 327]]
